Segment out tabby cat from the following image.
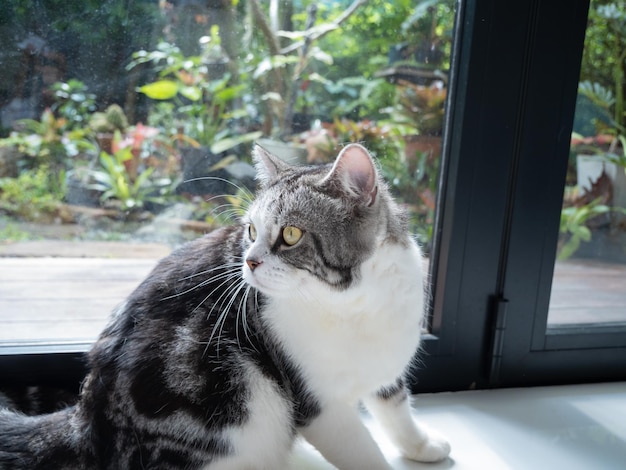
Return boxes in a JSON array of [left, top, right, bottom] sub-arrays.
[[0, 144, 450, 469]]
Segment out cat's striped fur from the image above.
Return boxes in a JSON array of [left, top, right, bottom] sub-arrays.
[[0, 144, 450, 469]]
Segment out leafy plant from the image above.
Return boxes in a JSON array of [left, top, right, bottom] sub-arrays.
[[0, 166, 66, 221], [89, 104, 129, 134], [0, 109, 96, 171], [390, 80, 447, 136], [379, 144, 438, 247], [90, 145, 171, 212], [247, 0, 370, 137], [558, 199, 626, 260], [314, 75, 396, 121], [312, 118, 402, 162], [129, 31, 261, 154], [50, 80, 97, 131], [580, 1, 626, 134]]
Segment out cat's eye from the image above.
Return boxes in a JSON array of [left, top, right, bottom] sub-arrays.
[[282, 226, 303, 246], [248, 223, 257, 241]]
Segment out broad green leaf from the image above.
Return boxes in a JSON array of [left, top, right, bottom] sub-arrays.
[[179, 85, 202, 101], [575, 226, 592, 242], [139, 80, 179, 100], [558, 236, 580, 260], [214, 85, 245, 103]]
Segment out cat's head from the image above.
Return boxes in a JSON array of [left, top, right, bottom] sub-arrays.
[[241, 143, 407, 297]]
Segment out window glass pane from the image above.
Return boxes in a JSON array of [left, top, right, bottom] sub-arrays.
[[549, 0, 626, 327], [0, 0, 456, 343]]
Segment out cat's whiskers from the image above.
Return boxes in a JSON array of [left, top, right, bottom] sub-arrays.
[[210, 203, 247, 221], [254, 289, 260, 315], [159, 262, 243, 301], [233, 284, 259, 353], [185, 177, 254, 224], [167, 268, 240, 303], [233, 283, 247, 350], [214, 279, 249, 354], [239, 285, 259, 353], [178, 261, 242, 282], [182, 176, 255, 204], [204, 277, 248, 357], [192, 268, 243, 315]]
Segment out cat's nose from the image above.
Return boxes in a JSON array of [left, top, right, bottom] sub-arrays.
[[246, 258, 262, 271]]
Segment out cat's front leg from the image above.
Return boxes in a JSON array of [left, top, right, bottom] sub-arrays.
[[363, 383, 451, 463], [299, 401, 393, 470]]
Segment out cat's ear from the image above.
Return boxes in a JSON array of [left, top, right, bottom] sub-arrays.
[[323, 143, 378, 206], [253, 144, 291, 186]]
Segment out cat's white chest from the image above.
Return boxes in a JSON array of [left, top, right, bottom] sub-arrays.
[[265, 241, 425, 403]]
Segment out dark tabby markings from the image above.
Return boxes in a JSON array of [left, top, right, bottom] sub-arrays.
[[376, 378, 407, 402], [307, 232, 353, 288]]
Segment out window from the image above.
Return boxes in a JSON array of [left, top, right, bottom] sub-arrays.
[[1, 0, 625, 393], [0, 0, 454, 341], [1, 1, 457, 381]]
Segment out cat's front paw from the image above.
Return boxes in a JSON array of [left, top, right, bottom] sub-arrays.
[[400, 429, 451, 463]]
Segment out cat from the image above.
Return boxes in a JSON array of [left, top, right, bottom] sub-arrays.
[[0, 143, 450, 469]]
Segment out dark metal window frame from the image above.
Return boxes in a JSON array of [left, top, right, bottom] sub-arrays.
[[419, 0, 626, 392], [2, 0, 625, 393]]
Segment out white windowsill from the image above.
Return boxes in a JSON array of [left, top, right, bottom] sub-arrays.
[[291, 382, 626, 469]]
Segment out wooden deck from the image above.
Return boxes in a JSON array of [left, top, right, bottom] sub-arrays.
[[549, 260, 626, 325], [0, 242, 625, 343]]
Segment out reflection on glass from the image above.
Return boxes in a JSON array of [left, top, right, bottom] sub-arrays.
[[0, 0, 455, 342], [549, 0, 626, 326]]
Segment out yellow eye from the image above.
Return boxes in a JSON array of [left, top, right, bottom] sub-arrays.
[[282, 226, 303, 246], [248, 223, 257, 241]]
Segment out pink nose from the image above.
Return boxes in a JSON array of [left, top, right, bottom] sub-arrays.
[[246, 259, 261, 271]]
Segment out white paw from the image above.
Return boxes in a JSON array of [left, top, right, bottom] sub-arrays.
[[400, 430, 451, 463]]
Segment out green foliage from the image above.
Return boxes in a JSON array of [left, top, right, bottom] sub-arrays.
[[315, 118, 403, 161], [287, 0, 454, 122], [0, 166, 65, 220], [0, 110, 96, 171], [579, 81, 615, 111], [379, 144, 439, 247], [89, 104, 129, 134], [580, 1, 626, 133], [314, 75, 397, 120], [50, 80, 97, 131], [0, 223, 34, 242], [558, 199, 626, 260], [129, 36, 261, 153], [89, 146, 172, 212], [0, 0, 458, 242], [390, 81, 447, 136]]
